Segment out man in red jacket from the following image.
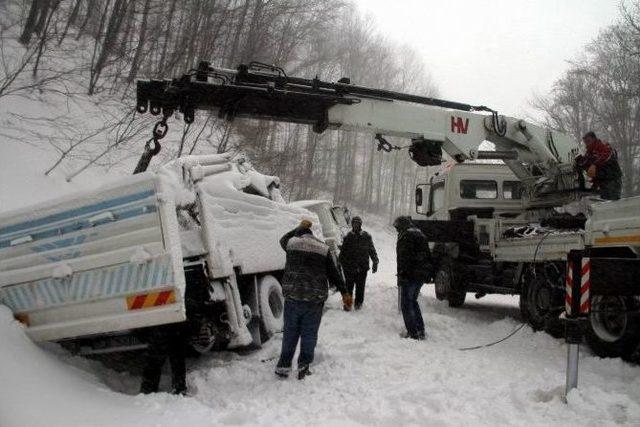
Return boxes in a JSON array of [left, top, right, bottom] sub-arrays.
[[576, 131, 623, 200]]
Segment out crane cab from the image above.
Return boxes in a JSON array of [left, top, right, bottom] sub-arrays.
[[415, 162, 525, 222]]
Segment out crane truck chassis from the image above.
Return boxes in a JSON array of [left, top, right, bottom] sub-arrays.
[[415, 162, 640, 360], [135, 61, 640, 360]]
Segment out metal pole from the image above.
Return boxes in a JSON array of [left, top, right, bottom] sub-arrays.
[[563, 251, 584, 402], [565, 342, 579, 397]]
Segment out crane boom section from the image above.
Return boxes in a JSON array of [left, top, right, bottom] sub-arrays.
[[136, 62, 582, 206]]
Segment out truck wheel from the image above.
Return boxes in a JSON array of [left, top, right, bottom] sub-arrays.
[[188, 319, 217, 354], [434, 269, 448, 301], [519, 264, 565, 336], [436, 258, 466, 307], [586, 296, 640, 360], [259, 275, 284, 338], [520, 273, 554, 331]]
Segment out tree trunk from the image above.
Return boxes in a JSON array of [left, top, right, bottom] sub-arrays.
[[19, 0, 45, 45], [126, 0, 151, 82]]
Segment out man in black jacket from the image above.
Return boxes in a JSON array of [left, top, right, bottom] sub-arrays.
[[393, 216, 432, 340], [276, 220, 349, 379], [338, 216, 379, 311]]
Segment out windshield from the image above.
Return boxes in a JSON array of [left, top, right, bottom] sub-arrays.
[[460, 180, 497, 199]]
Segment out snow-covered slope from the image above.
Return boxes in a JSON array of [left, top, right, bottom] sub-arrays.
[[1, 218, 640, 426], [0, 139, 119, 212]]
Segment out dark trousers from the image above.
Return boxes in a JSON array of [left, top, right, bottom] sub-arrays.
[[598, 178, 622, 200], [400, 281, 425, 338], [345, 270, 368, 307], [140, 323, 187, 394], [277, 299, 323, 370]]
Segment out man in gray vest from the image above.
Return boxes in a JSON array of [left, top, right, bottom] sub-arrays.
[[276, 220, 348, 380]]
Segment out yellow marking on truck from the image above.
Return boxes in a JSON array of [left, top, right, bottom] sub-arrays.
[[594, 234, 640, 245]]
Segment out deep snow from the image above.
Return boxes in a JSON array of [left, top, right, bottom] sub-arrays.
[[1, 221, 640, 426], [2, 139, 640, 427]]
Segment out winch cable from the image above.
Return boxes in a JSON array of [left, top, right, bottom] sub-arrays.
[[457, 230, 552, 351]]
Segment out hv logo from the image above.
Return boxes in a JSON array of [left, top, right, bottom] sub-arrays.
[[451, 116, 469, 134]]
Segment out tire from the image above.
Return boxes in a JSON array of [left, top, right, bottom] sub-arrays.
[[258, 275, 284, 337], [448, 290, 466, 308], [188, 318, 217, 355], [519, 265, 564, 334], [434, 269, 447, 301], [586, 296, 640, 360], [435, 258, 466, 308]]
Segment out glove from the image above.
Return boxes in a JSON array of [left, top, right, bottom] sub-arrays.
[[587, 164, 597, 179], [342, 293, 353, 310], [372, 263, 378, 274]]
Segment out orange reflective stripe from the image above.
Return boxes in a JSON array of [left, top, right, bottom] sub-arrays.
[[594, 234, 640, 245], [126, 290, 175, 310]]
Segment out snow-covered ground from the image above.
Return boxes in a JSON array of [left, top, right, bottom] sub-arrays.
[[1, 142, 640, 426]]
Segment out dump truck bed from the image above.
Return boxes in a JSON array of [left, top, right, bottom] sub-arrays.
[[0, 173, 186, 342]]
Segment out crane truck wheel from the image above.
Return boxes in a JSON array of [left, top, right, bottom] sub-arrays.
[[586, 296, 640, 361], [258, 275, 285, 339], [519, 266, 564, 335], [435, 258, 466, 307]]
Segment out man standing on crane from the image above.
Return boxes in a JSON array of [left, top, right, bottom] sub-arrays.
[[576, 131, 623, 200], [338, 216, 379, 311]]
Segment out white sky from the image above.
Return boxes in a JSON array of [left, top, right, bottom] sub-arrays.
[[353, 0, 621, 119]]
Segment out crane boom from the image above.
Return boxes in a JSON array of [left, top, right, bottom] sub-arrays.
[[136, 61, 584, 207]]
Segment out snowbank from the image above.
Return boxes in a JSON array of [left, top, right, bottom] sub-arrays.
[[0, 306, 218, 427]]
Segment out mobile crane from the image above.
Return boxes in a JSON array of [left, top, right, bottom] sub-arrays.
[[136, 61, 640, 363]]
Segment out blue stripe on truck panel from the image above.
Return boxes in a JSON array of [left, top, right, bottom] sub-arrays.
[[0, 255, 174, 313], [0, 189, 156, 238], [0, 204, 158, 250]]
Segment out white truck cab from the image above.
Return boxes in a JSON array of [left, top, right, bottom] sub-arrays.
[[416, 162, 524, 221], [290, 200, 351, 258]]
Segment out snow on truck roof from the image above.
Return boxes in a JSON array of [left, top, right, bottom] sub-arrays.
[[160, 156, 320, 275], [290, 200, 332, 209]]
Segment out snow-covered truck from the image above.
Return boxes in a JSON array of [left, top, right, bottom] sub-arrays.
[[0, 154, 322, 354], [415, 161, 640, 359]]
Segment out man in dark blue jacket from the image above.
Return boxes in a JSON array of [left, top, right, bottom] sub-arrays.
[[338, 216, 379, 310], [393, 216, 432, 340], [276, 220, 348, 379]]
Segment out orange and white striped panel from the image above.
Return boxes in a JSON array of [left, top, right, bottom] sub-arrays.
[[126, 290, 176, 310], [565, 261, 573, 315], [580, 258, 591, 314]]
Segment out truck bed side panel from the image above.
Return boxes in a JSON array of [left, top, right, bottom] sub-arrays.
[[0, 173, 186, 341]]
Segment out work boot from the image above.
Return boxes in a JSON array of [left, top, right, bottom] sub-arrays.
[[297, 365, 312, 380], [342, 293, 353, 311], [275, 366, 290, 379], [171, 385, 187, 396], [354, 303, 362, 311]]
